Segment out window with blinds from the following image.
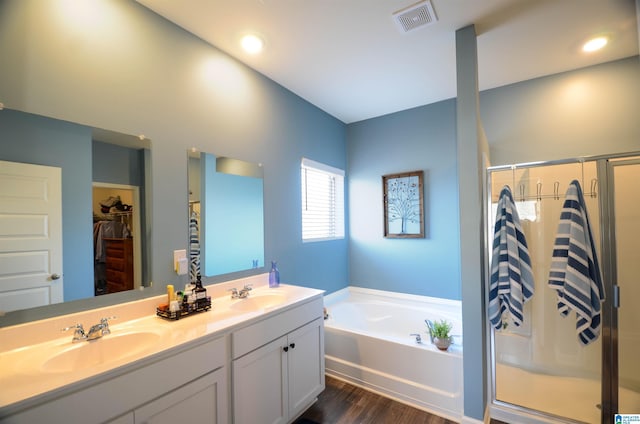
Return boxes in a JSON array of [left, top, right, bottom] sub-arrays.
[[301, 158, 345, 242]]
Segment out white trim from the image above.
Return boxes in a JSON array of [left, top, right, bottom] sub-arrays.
[[461, 415, 486, 424], [325, 286, 462, 308], [301, 157, 345, 176]]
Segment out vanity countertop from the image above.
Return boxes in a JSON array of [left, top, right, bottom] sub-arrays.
[[0, 279, 323, 415]]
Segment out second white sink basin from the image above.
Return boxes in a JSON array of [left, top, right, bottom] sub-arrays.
[[42, 331, 162, 373]]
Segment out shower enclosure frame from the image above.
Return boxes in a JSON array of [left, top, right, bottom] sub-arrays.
[[486, 151, 640, 424]]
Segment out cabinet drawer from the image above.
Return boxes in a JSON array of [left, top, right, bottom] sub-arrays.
[[232, 296, 323, 359], [106, 257, 125, 271], [106, 269, 126, 284], [106, 245, 125, 258]]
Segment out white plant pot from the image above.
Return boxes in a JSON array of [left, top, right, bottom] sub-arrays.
[[433, 336, 452, 351]]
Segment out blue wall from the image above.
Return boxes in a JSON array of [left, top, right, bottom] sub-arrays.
[[346, 99, 461, 300], [481, 55, 640, 166], [92, 140, 145, 186], [0, 109, 94, 301], [202, 154, 265, 275]]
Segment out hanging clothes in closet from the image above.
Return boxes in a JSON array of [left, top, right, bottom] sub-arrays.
[[548, 180, 604, 345], [489, 185, 535, 330]]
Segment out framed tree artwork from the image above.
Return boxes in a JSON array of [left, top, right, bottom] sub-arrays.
[[382, 170, 424, 238]]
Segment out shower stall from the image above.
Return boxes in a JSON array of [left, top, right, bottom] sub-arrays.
[[487, 153, 640, 423]]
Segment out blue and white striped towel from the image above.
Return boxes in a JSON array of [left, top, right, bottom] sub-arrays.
[[189, 211, 201, 281], [548, 180, 604, 345], [489, 186, 535, 330]]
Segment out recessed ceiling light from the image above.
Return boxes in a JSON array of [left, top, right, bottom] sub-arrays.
[[241, 34, 264, 54], [583, 36, 608, 53]]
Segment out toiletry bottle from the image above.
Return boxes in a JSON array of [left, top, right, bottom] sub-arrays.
[[194, 275, 207, 309], [180, 281, 193, 311], [167, 284, 174, 303], [269, 261, 280, 288]]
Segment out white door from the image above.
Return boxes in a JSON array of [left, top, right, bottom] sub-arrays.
[[0, 160, 63, 312]]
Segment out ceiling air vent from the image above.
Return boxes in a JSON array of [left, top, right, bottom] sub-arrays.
[[392, 0, 438, 34]]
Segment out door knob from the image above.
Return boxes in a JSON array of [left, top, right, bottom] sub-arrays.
[[51, 273, 61, 280]]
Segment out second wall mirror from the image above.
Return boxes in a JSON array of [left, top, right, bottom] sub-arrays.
[[188, 151, 264, 278]]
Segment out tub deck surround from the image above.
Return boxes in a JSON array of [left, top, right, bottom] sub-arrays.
[[0, 274, 324, 416], [323, 287, 464, 422]]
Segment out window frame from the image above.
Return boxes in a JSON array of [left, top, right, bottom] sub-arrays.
[[300, 157, 345, 242]]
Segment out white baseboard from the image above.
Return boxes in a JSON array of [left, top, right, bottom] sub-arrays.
[[461, 405, 490, 424], [460, 414, 486, 424]]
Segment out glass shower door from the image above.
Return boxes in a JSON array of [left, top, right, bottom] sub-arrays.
[[490, 162, 603, 423], [610, 159, 640, 415]]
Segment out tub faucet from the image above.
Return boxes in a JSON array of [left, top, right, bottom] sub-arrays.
[[425, 319, 434, 342], [410, 333, 423, 344]]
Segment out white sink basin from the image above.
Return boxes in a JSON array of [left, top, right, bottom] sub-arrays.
[[42, 331, 162, 373], [230, 292, 288, 312]]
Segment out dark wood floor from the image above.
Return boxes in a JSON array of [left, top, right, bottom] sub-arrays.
[[297, 376, 510, 424], [296, 375, 458, 424]]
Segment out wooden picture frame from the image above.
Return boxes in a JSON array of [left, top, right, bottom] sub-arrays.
[[382, 170, 424, 238]]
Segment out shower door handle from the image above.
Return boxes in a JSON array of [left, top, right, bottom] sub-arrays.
[[613, 284, 620, 308]]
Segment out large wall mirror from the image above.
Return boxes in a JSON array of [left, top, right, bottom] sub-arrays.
[[188, 151, 264, 278], [0, 108, 152, 322]]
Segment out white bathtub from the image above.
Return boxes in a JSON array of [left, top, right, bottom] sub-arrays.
[[323, 287, 464, 421]]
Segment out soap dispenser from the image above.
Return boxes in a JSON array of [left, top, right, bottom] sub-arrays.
[[269, 261, 280, 288]]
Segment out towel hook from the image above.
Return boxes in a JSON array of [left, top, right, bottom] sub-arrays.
[[536, 182, 542, 201], [590, 178, 598, 198]]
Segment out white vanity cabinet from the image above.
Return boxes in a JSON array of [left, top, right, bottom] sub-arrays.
[[0, 285, 326, 424], [231, 297, 325, 424], [133, 367, 226, 423], [2, 336, 228, 424]]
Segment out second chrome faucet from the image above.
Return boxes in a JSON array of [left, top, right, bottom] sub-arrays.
[[229, 284, 253, 299]]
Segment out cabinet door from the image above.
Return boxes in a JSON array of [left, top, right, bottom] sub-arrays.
[[135, 368, 227, 424], [232, 336, 288, 424], [287, 318, 325, 419]]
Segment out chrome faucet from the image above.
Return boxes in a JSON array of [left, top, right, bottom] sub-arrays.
[[229, 284, 253, 299], [425, 319, 435, 343], [238, 284, 252, 298], [86, 317, 114, 341], [62, 323, 87, 343], [62, 316, 115, 342]]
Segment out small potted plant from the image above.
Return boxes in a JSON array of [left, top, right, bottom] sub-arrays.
[[429, 319, 453, 351]]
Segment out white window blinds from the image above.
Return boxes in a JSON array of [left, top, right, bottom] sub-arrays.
[[301, 158, 345, 242]]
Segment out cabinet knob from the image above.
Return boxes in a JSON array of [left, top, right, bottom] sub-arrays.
[[289, 343, 295, 349], [283, 346, 289, 352]]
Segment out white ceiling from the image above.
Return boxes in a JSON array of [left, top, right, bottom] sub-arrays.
[[137, 0, 639, 124]]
